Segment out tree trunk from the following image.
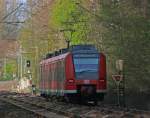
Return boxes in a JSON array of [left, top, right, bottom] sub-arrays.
[[142, 0, 148, 18]]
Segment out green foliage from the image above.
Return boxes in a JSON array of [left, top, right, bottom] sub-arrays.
[[99, 0, 150, 91], [1, 73, 13, 81], [5, 63, 15, 74], [18, 0, 150, 91], [51, 0, 77, 26], [0, 61, 16, 81], [51, 0, 90, 44]]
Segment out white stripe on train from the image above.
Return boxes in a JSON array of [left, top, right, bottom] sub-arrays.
[[40, 89, 107, 94]]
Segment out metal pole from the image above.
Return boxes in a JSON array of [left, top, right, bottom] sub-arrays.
[[35, 46, 39, 84], [17, 55, 19, 79], [19, 46, 23, 79], [17, 48, 21, 79], [122, 71, 126, 107], [117, 82, 119, 107], [67, 40, 70, 49], [4, 58, 6, 77]]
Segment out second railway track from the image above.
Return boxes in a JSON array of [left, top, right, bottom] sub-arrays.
[[0, 93, 150, 118], [0, 95, 70, 118]]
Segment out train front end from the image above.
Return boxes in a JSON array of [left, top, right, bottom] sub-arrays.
[[69, 45, 107, 103]]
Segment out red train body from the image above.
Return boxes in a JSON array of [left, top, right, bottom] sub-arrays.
[[39, 45, 106, 103]]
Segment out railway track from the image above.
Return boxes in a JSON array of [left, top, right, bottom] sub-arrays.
[[0, 95, 69, 118], [1, 95, 91, 118], [0, 93, 150, 118]]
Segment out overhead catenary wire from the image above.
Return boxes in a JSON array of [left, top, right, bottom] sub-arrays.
[[0, 3, 23, 22]]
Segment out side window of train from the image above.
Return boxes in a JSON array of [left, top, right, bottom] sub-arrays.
[[54, 62, 56, 81], [59, 60, 61, 81], [42, 64, 44, 89], [60, 60, 63, 81], [49, 63, 51, 80], [56, 61, 59, 81], [62, 59, 65, 81], [51, 63, 53, 80], [57, 61, 59, 81], [46, 64, 48, 82], [40, 65, 42, 80], [62, 60, 65, 81]]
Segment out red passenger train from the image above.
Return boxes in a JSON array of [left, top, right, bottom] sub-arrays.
[[39, 45, 106, 104]]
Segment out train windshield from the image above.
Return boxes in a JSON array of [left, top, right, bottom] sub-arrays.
[[73, 57, 99, 80]]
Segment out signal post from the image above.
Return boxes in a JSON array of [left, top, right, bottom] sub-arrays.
[[112, 60, 125, 107]]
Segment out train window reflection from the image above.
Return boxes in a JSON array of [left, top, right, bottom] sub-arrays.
[[73, 58, 99, 80]]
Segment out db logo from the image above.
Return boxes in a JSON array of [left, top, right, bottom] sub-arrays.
[[84, 80, 90, 84]]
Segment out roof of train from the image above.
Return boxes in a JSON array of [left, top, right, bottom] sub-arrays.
[[40, 45, 99, 65], [40, 52, 70, 65]]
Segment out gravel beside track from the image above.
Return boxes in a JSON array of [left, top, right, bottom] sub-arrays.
[[0, 96, 68, 118], [0, 98, 36, 118], [0, 92, 150, 118]]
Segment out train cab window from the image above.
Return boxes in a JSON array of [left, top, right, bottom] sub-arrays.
[[73, 58, 99, 80]]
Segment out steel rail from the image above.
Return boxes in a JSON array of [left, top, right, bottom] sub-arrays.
[[1, 93, 150, 118], [0, 97, 68, 118]]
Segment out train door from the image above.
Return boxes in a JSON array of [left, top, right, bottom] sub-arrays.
[[51, 63, 54, 94], [61, 59, 66, 95], [48, 63, 52, 95], [57, 60, 65, 96], [57, 61, 60, 96]]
